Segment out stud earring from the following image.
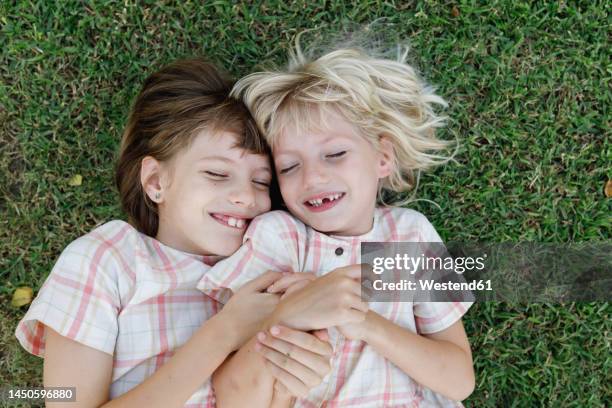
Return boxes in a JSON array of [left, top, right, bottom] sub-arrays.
[[154, 192, 161, 201]]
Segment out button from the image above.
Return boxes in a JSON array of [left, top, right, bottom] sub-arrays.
[[335, 247, 344, 256]]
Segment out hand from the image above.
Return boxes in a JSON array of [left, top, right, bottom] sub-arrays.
[[255, 325, 332, 398], [267, 272, 317, 299], [271, 265, 369, 331], [337, 311, 372, 341], [218, 271, 282, 349]]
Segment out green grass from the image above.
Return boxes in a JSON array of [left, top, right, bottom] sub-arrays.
[[1, 1, 610, 406]]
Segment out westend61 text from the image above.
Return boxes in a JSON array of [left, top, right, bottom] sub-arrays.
[[372, 279, 492, 291]]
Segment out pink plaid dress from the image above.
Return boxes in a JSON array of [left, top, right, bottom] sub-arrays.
[[198, 208, 473, 407], [16, 220, 223, 407]]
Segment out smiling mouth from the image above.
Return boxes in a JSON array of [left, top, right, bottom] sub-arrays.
[[209, 213, 250, 229], [303, 192, 345, 212]]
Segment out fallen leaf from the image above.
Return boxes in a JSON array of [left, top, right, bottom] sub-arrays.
[[451, 6, 460, 17], [68, 174, 83, 186], [605, 179, 612, 198], [11, 286, 33, 307]]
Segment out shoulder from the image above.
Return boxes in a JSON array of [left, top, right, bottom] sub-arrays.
[[63, 220, 143, 256], [375, 207, 441, 242], [14, 221, 138, 357], [244, 210, 307, 241], [56, 220, 144, 279], [382, 206, 431, 224], [200, 212, 304, 293]]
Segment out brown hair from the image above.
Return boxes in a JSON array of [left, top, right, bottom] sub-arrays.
[[115, 58, 271, 236]]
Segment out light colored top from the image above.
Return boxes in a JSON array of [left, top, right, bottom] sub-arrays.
[[16, 220, 223, 407], [199, 208, 473, 408]]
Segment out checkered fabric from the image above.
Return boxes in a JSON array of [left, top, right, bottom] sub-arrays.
[[198, 208, 473, 407], [16, 220, 223, 407]]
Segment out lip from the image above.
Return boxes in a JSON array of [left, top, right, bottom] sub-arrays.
[[302, 192, 346, 213], [209, 212, 252, 230]]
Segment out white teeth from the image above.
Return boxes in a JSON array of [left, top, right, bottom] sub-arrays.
[[212, 214, 247, 228], [307, 193, 342, 206]]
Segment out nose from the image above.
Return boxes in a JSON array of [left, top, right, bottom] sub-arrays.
[[302, 162, 329, 189], [228, 183, 257, 208]]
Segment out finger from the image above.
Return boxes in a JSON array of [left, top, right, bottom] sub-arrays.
[[241, 271, 284, 292], [340, 308, 367, 325], [347, 279, 364, 298], [269, 326, 332, 356], [274, 380, 288, 394], [264, 360, 309, 398], [257, 334, 330, 376], [346, 293, 369, 313], [312, 329, 329, 342], [257, 344, 322, 390], [281, 280, 311, 298], [267, 273, 315, 293], [273, 380, 292, 398], [340, 264, 363, 280], [360, 281, 374, 301]]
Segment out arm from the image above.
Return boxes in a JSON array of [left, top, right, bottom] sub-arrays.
[[213, 325, 332, 408], [44, 272, 282, 408], [212, 336, 276, 407], [211, 275, 311, 408], [44, 327, 112, 408], [213, 267, 366, 407], [350, 312, 475, 401], [44, 312, 236, 408], [355, 210, 473, 400]]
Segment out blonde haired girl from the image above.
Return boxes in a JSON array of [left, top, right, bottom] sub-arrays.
[[201, 45, 475, 407]]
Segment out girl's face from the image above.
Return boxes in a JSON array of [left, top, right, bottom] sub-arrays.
[[273, 109, 392, 236], [155, 130, 272, 256]]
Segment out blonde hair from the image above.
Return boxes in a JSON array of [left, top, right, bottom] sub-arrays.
[[232, 44, 457, 206]]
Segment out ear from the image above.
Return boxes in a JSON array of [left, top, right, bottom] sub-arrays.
[[376, 135, 395, 179], [140, 156, 165, 204]]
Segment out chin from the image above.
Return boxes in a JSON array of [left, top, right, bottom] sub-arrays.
[[308, 220, 340, 234], [211, 241, 242, 257], [211, 246, 234, 257], [295, 211, 342, 234]]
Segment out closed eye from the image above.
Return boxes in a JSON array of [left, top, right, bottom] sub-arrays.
[[279, 164, 298, 174], [202, 171, 228, 178], [253, 179, 270, 188], [326, 151, 346, 158]]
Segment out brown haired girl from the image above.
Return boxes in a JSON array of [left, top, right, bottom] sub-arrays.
[[15, 58, 329, 407]]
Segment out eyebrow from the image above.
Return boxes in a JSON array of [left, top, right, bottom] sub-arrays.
[[275, 135, 353, 156], [198, 155, 272, 174], [320, 136, 343, 145], [198, 155, 233, 163], [256, 167, 273, 174]]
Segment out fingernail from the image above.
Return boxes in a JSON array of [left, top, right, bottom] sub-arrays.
[[257, 332, 266, 341], [254, 342, 262, 351], [270, 326, 281, 336]]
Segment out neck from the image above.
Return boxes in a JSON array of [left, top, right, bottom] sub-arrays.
[[155, 217, 211, 257]]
